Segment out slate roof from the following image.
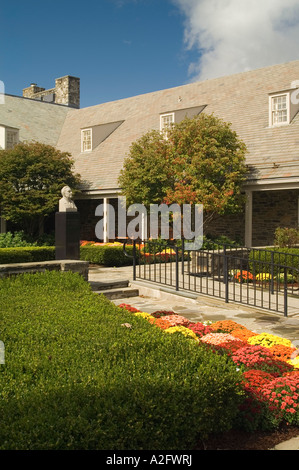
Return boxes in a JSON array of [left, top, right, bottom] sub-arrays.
[[2, 61, 299, 195], [55, 60, 299, 194], [0, 94, 70, 147]]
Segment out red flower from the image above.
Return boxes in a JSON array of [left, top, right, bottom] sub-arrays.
[[118, 303, 141, 313], [187, 322, 213, 338], [231, 345, 293, 375]]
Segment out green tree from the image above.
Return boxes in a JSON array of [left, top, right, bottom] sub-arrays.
[[118, 130, 171, 206], [119, 113, 248, 223], [0, 142, 81, 237]]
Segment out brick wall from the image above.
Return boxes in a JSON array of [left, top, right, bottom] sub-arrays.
[[204, 189, 299, 246], [251, 189, 299, 246], [204, 211, 246, 244], [76, 198, 119, 241], [76, 199, 101, 241]]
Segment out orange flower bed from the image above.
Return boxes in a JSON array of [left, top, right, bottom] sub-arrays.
[[210, 320, 247, 333], [269, 344, 297, 362], [231, 328, 258, 342], [147, 317, 173, 330]]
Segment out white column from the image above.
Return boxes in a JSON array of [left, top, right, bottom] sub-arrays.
[[103, 198, 109, 243], [245, 190, 253, 248]]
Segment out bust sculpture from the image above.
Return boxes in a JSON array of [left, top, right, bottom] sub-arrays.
[[58, 186, 77, 212]]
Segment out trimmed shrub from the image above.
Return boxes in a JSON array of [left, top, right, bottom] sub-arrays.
[[80, 244, 134, 266], [0, 271, 243, 450], [249, 247, 299, 277], [0, 246, 55, 264], [0, 243, 132, 266]]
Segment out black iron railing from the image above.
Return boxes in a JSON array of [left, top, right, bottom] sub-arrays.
[[123, 240, 299, 317]]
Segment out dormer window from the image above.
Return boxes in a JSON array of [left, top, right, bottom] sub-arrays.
[[159, 106, 206, 138], [270, 94, 288, 126], [81, 121, 124, 153], [160, 113, 174, 131], [268, 87, 299, 127], [160, 113, 174, 138], [6, 128, 19, 149], [81, 128, 92, 152]]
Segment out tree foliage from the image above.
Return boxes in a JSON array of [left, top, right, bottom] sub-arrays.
[[118, 113, 248, 220], [118, 130, 171, 206], [0, 142, 81, 236]]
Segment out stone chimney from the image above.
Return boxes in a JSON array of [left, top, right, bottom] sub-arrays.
[[22, 83, 46, 99], [22, 75, 80, 108], [55, 76, 80, 108]]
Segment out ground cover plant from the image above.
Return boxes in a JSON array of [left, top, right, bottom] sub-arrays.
[[0, 271, 243, 450]]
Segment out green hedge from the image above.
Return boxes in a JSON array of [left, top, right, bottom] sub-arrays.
[[0, 271, 243, 450], [0, 246, 55, 264], [0, 245, 134, 266], [249, 247, 299, 276], [80, 244, 134, 266]]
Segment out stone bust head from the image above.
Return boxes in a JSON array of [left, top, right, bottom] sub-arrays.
[[59, 186, 77, 212]]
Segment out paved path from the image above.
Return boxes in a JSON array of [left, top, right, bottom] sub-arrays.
[[89, 265, 299, 346], [135, 261, 299, 316], [88, 265, 299, 450]]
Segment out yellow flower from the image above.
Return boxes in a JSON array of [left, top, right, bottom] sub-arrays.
[[288, 357, 299, 369], [256, 273, 272, 281], [134, 312, 153, 319], [165, 326, 198, 341], [248, 333, 292, 349]]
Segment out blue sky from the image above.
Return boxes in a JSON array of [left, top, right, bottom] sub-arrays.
[[1, 0, 196, 108], [1, 0, 299, 109]]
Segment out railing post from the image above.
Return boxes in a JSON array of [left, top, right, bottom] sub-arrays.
[[223, 245, 229, 303], [284, 267, 288, 317], [175, 246, 179, 291], [132, 240, 136, 281], [181, 237, 185, 275], [123, 240, 137, 281], [270, 251, 274, 295]]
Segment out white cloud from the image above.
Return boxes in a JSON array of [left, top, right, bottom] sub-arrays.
[[173, 0, 299, 81]]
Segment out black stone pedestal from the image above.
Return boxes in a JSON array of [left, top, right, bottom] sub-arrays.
[[55, 212, 80, 260]]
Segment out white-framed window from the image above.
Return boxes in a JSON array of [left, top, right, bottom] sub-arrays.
[[160, 112, 175, 138], [6, 129, 19, 149], [81, 128, 92, 152], [269, 94, 289, 126]]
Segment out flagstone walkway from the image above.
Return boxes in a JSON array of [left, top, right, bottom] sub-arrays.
[[88, 265, 299, 346]]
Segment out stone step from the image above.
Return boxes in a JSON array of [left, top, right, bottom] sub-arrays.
[[96, 287, 140, 300], [89, 280, 130, 291], [89, 278, 139, 300]]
